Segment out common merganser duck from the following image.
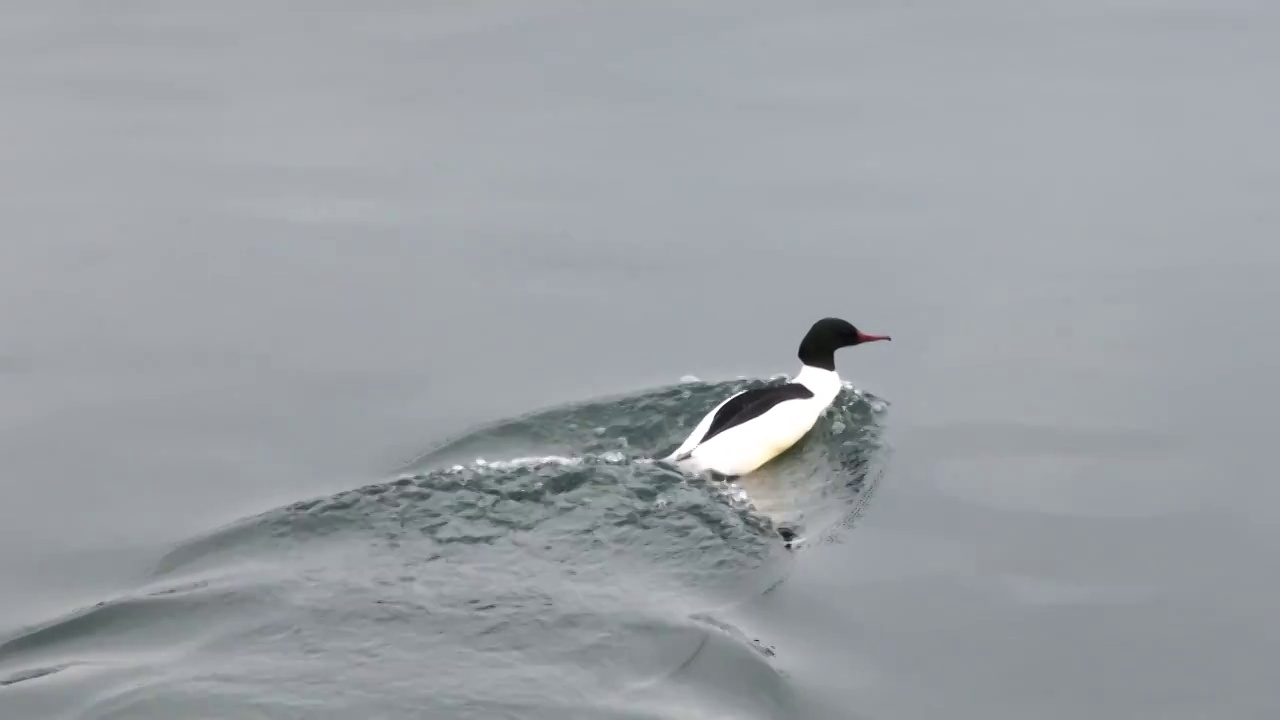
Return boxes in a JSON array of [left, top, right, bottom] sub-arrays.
[[665, 317, 890, 477]]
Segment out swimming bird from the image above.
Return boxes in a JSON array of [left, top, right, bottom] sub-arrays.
[[665, 317, 890, 477]]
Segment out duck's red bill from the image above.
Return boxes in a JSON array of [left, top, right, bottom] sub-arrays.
[[857, 331, 891, 342]]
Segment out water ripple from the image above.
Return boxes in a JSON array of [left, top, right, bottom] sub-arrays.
[[0, 377, 890, 719]]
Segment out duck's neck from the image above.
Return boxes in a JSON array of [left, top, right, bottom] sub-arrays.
[[793, 364, 842, 403]]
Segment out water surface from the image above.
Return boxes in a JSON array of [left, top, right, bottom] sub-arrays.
[[2, 1, 1278, 718]]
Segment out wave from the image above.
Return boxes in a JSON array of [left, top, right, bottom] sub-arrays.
[[0, 377, 890, 719]]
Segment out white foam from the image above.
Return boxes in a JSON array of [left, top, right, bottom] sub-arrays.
[[477, 455, 584, 470], [437, 452, 646, 474]]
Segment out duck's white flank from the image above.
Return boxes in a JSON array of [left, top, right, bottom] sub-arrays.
[[667, 365, 843, 476]]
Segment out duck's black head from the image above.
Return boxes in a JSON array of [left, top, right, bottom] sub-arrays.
[[797, 317, 890, 371]]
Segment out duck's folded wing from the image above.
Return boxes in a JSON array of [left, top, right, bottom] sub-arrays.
[[670, 384, 814, 461], [665, 390, 744, 461]]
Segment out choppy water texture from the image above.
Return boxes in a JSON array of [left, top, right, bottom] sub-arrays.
[[0, 379, 888, 719]]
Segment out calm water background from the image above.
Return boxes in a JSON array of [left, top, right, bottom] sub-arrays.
[[3, 1, 1279, 717]]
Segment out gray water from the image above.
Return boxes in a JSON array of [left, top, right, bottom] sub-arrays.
[[2, 1, 1278, 718]]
